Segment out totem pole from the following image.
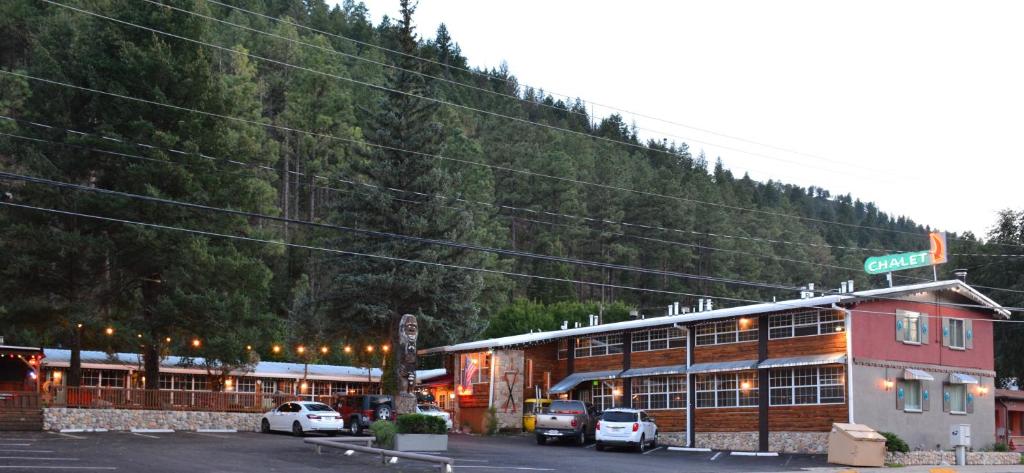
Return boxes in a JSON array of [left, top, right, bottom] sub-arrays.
[[395, 313, 419, 414]]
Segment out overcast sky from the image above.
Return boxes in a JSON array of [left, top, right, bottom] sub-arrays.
[[355, 0, 1023, 239]]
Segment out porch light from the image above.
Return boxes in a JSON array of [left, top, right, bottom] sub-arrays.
[[741, 381, 751, 391], [343, 345, 352, 353], [76, 323, 83, 328], [448, 393, 455, 399], [883, 378, 895, 391], [612, 389, 622, 396], [320, 346, 329, 354], [300, 381, 309, 391], [382, 345, 390, 353], [738, 317, 751, 328], [297, 345, 306, 354], [977, 385, 989, 396], [53, 371, 62, 381], [105, 327, 114, 336], [246, 345, 252, 351], [366, 345, 374, 353], [165, 337, 172, 343], [272, 345, 281, 354], [191, 339, 201, 348]]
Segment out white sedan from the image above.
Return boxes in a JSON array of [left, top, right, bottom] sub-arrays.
[[595, 408, 658, 452], [261, 401, 345, 436], [415, 404, 453, 430]]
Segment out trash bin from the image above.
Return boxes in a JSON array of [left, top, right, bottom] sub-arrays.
[[522, 398, 551, 432], [827, 423, 887, 467]]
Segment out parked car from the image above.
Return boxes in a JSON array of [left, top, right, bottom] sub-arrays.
[[260, 401, 344, 436], [595, 408, 658, 452], [534, 400, 599, 446], [415, 404, 453, 430], [332, 394, 394, 435]]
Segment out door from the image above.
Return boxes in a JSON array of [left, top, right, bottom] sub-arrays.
[[640, 411, 656, 442], [271, 403, 294, 430]]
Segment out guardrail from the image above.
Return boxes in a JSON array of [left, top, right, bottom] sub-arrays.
[[47, 386, 299, 413], [304, 437, 454, 472]]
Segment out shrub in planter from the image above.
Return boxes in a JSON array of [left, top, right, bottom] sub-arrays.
[[879, 431, 909, 453], [485, 406, 499, 436], [396, 413, 447, 434], [370, 420, 397, 449], [992, 443, 1009, 452]]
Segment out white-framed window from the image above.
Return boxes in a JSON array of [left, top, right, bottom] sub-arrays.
[[236, 377, 257, 393], [631, 376, 686, 410], [768, 366, 845, 406], [575, 334, 623, 358], [557, 339, 568, 360], [949, 319, 966, 349], [768, 311, 845, 339], [631, 328, 686, 352], [694, 319, 758, 346], [947, 384, 967, 414], [592, 379, 622, 411], [463, 353, 491, 384], [694, 372, 758, 408], [81, 369, 126, 388], [904, 380, 923, 412]]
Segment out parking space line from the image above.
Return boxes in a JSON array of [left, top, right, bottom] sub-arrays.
[[583, 443, 595, 448], [0, 449, 55, 453], [185, 432, 232, 439], [642, 446, 663, 455], [452, 467, 555, 471], [0, 456, 79, 460], [710, 452, 722, 461], [130, 433, 160, 439], [54, 433, 86, 440], [0, 467, 117, 470], [0, 444, 31, 447]]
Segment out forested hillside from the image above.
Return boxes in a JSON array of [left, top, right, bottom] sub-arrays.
[[0, 0, 1020, 386]]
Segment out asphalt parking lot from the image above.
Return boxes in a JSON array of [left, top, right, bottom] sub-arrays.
[[0, 430, 845, 473]]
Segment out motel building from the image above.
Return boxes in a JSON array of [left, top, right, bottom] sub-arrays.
[[421, 279, 1008, 453]]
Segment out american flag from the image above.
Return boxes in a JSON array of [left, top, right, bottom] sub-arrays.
[[462, 355, 478, 389]]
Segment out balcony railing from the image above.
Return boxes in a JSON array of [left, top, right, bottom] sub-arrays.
[[47, 386, 307, 413], [0, 391, 40, 409]]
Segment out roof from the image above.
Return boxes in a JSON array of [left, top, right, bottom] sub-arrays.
[[758, 353, 847, 369], [423, 280, 1007, 354], [620, 365, 687, 378], [996, 389, 1024, 401], [549, 370, 620, 394], [39, 348, 452, 383], [903, 368, 934, 381], [0, 344, 43, 353], [949, 373, 979, 384], [688, 359, 758, 374]]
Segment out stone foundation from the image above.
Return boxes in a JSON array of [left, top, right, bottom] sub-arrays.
[[694, 431, 759, 451], [43, 408, 263, 432], [884, 451, 1022, 466], [657, 431, 688, 447], [769, 432, 829, 454]]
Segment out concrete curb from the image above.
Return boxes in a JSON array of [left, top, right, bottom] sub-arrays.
[[130, 428, 174, 433], [667, 447, 713, 452]]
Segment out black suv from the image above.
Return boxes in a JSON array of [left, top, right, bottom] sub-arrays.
[[332, 394, 394, 435]]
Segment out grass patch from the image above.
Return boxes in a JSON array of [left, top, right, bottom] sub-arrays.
[[884, 463, 905, 468]]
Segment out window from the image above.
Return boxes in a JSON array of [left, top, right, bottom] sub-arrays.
[[631, 328, 686, 352], [631, 376, 686, 410], [947, 384, 967, 414], [768, 311, 845, 339], [904, 380, 923, 412], [575, 334, 623, 358], [694, 372, 758, 408], [592, 380, 622, 411], [80, 369, 125, 388], [949, 319, 966, 349], [557, 340, 568, 360], [236, 377, 257, 393], [465, 353, 491, 384], [694, 319, 758, 346], [769, 366, 845, 406]]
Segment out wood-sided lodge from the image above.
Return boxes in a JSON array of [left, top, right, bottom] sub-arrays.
[[421, 279, 1008, 453]]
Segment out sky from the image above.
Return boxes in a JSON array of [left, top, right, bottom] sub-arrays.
[[355, 0, 1023, 239]]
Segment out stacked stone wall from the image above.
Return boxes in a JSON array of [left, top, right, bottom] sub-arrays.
[[43, 408, 262, 431]]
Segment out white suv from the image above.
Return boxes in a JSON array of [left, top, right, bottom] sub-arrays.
[[594, 408, 658, 452]]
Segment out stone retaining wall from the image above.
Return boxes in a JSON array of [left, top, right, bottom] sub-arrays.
[[885, 451, 1022, 466], [690, 431, 829, 453], [43, 408, 263, 432], [694, 431, 759, 451]]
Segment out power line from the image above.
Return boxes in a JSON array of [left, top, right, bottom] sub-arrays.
[[151, 0, 879, 179], [202, 0, 882, 175], [34, 0, 938, 239], [0, 69, 937, 244], [5, 200, 1023, 322], [0, 114, 910, 256], [0, 170, 807, 293]]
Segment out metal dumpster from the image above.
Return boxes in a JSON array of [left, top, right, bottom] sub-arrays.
[[827, 423, 887, 467]]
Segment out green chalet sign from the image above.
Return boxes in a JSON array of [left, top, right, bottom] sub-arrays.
[[863, 251, 933, 275]]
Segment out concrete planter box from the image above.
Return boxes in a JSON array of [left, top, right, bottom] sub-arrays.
[[394, 433, 448, 452]]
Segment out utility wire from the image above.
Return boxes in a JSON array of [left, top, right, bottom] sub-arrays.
[[33, 0, 939, 239], [0, 68, 938, 244], [151, 0, 879, 179], [4, 200, 1023, 321], [0, 170, 806, 293]]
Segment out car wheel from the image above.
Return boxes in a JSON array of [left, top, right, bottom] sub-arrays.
[[576, 431, 586, 446], [375, 405, 393, 421], [535, 434, 546, 445], [637, 434, 646, 453], [261, 419, 270, 434], [595, 442, 605, 451], [292, 421, 304, 437], [650, 432, 657, 448], [350, 418, 363, 436]]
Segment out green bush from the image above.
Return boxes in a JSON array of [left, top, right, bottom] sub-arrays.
[[880, 431, 909, 453], [992, 443, 1009, 452], [395, 413, 447, 435], [370, 420, 397, 448], [485, 406, 499, 436]]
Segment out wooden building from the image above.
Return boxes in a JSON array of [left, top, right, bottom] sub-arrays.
[[421, 279, 1007, 453]]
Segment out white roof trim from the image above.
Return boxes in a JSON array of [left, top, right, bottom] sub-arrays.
[[424, 280, 1008, 354], [689, 359, 758, 374], [758, 353, 847, 369]]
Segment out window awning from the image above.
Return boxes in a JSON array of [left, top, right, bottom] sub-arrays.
[[688, 359, 758, 374], [619, 365, 687, 378], [758, 353, 847, 369], [549, 370, 620, 394], [903, 368, 935, 381], [950, 373, 979, 384]]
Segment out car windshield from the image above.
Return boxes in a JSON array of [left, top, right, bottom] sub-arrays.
[[602, 411, 638, 422], [418, 405, 439, 411], [369, 395, 392, 405], [303, 403, 334, 412], [548, 401, 584, 413]]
